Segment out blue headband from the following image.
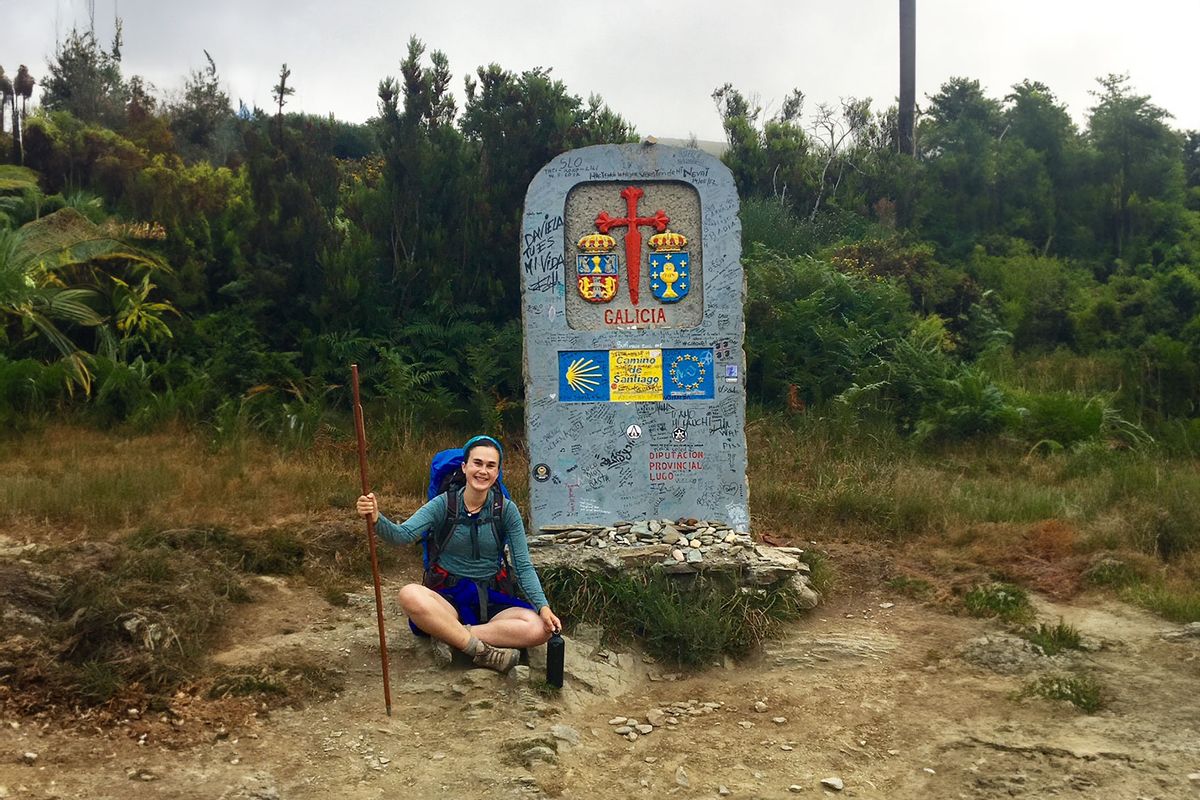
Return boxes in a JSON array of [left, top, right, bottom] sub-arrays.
[[462, 435, 503, 466]]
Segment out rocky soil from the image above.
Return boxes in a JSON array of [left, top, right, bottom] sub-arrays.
[[2, 551, 1199, 799]]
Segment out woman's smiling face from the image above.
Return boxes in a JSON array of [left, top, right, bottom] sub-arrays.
[[462, 445, 501, 493]]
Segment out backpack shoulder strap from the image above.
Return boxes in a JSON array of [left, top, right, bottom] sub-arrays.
[[427, 490, 459, 569], [489, 487, 507, 551]]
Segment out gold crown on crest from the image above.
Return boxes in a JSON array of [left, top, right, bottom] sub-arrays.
[[578, 233, 616, 253], [648, 230, 688, 252]]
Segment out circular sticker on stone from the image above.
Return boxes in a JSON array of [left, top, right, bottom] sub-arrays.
[[625, 424, 642, 442], [672, 427, 687, 442], [532, 463, 551, 482]]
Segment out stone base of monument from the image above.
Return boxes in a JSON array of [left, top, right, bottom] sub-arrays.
[[530, 519, 821, 609]]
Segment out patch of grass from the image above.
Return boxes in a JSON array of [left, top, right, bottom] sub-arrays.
[[1021, 619, 1083, 655], [74, 660, 123, 704], [951, 480, 1066, 524], [887, 574, 934, 600], [3, 541, 253, 710], [798, 549, 836, 595], [1123, 581, 1200, 624], [1083, 556, 1143, 589], [963, 582, 1035, 624], [0, 461, 179, 527], [207, 661, 345, 703], [541, 567, 808, 667], [1020, 673, 1105, 713], [207, 669, 289, 699], [129, 525, 300, 576]]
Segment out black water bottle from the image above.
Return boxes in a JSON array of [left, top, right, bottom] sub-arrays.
[[546, 633, 565, 688]]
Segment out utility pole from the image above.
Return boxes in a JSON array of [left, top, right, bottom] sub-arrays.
[[899, 0, 916, 156]]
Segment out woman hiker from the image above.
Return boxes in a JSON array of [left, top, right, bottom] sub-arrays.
[[355, 435, 562, 674]]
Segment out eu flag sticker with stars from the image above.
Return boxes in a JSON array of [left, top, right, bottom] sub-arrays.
[[663, 348, 715, 400], [559, 351, 611, 402]]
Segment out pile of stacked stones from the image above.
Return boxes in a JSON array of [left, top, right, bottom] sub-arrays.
[[530, 519, 819, 605], [606, 701, 724, 741], [531, 518, 752, 565]]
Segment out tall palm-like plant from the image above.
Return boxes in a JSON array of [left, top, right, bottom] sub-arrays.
[[0, 67, 13, 147], [13, 66, 33, 163]]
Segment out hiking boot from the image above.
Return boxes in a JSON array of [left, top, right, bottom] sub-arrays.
[[471, 641, 521, 674], [429, 638, 453, 667]]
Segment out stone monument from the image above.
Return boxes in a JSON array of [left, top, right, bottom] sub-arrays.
[[520, 143, 747, 534]]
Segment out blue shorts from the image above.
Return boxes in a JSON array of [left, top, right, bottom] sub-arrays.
[[408, 577, 535, 637]]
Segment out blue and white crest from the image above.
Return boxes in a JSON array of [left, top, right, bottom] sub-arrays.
[[649, 252, 690, 303]]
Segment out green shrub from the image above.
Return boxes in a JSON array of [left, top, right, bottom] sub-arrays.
[[887, 574, 934, 599], [1083, 558, 1142, 589], [1021, 674, 1104, 713], [541, 567, 809, 667], [1021, 619, 1083, 655], [964, 582, 1034, 624]]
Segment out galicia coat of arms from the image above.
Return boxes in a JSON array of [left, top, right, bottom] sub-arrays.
[[648, 231, 689, 304], [576, 233, 619, 303]]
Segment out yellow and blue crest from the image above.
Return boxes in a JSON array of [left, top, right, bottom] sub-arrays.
[[648, 230, 690, 304], [576, 233, 619, 303]]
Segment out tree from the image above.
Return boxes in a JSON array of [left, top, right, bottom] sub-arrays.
[[14, 66, 33, 123], [808, 97, 870, 220], [1087, 74, 1184, 262], [918, 77, 1003, 252], [713, 84, 820, 213], [999, 81, 1088, 254], [272, 63, 294, 141], [41, 27, 128, 128], [170, 51, 233, 158], [0, 67, 12, 148]]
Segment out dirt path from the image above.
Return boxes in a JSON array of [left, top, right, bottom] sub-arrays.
[[2, 566, 1199, 799]]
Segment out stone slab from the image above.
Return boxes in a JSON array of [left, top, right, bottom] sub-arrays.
[[521, 144, 747, 533]]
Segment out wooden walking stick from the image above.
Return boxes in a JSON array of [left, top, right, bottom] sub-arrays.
[[351, 364, 392, 716]]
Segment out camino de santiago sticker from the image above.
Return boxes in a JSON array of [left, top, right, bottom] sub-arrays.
[[664, 348, 715, 400], [609, 349, 663, 402], [558, 348, 714, 402]]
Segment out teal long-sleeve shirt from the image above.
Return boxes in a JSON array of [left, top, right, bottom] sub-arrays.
[[375, 489, 549, 611]]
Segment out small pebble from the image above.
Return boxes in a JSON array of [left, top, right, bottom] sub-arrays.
[[644, 756, 657, 763], [780, 744, 794, 751], [719, 785, 731, 796], [772, 717, 787, 724], [614, 726, 633, 735], [879, 602, 895, 609], [923, 768, 936, 775], [753, 701, 768, 713], [821, 776, 844, 791], [608, 717, 628, 726], [635, 724, 653, 735], [20, 753, 37, 765], [789, 786, 803, 794]]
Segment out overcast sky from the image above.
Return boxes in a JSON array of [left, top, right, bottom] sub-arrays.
[[9, 1, 1200, 141]]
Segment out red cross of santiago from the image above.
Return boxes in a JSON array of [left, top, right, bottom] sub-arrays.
[[595, 186, 669, 306]]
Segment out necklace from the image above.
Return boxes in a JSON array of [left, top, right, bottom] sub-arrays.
[[463, 492, 486, 515]]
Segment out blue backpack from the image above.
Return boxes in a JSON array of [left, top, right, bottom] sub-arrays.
[[422, 448, 515, 591]]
